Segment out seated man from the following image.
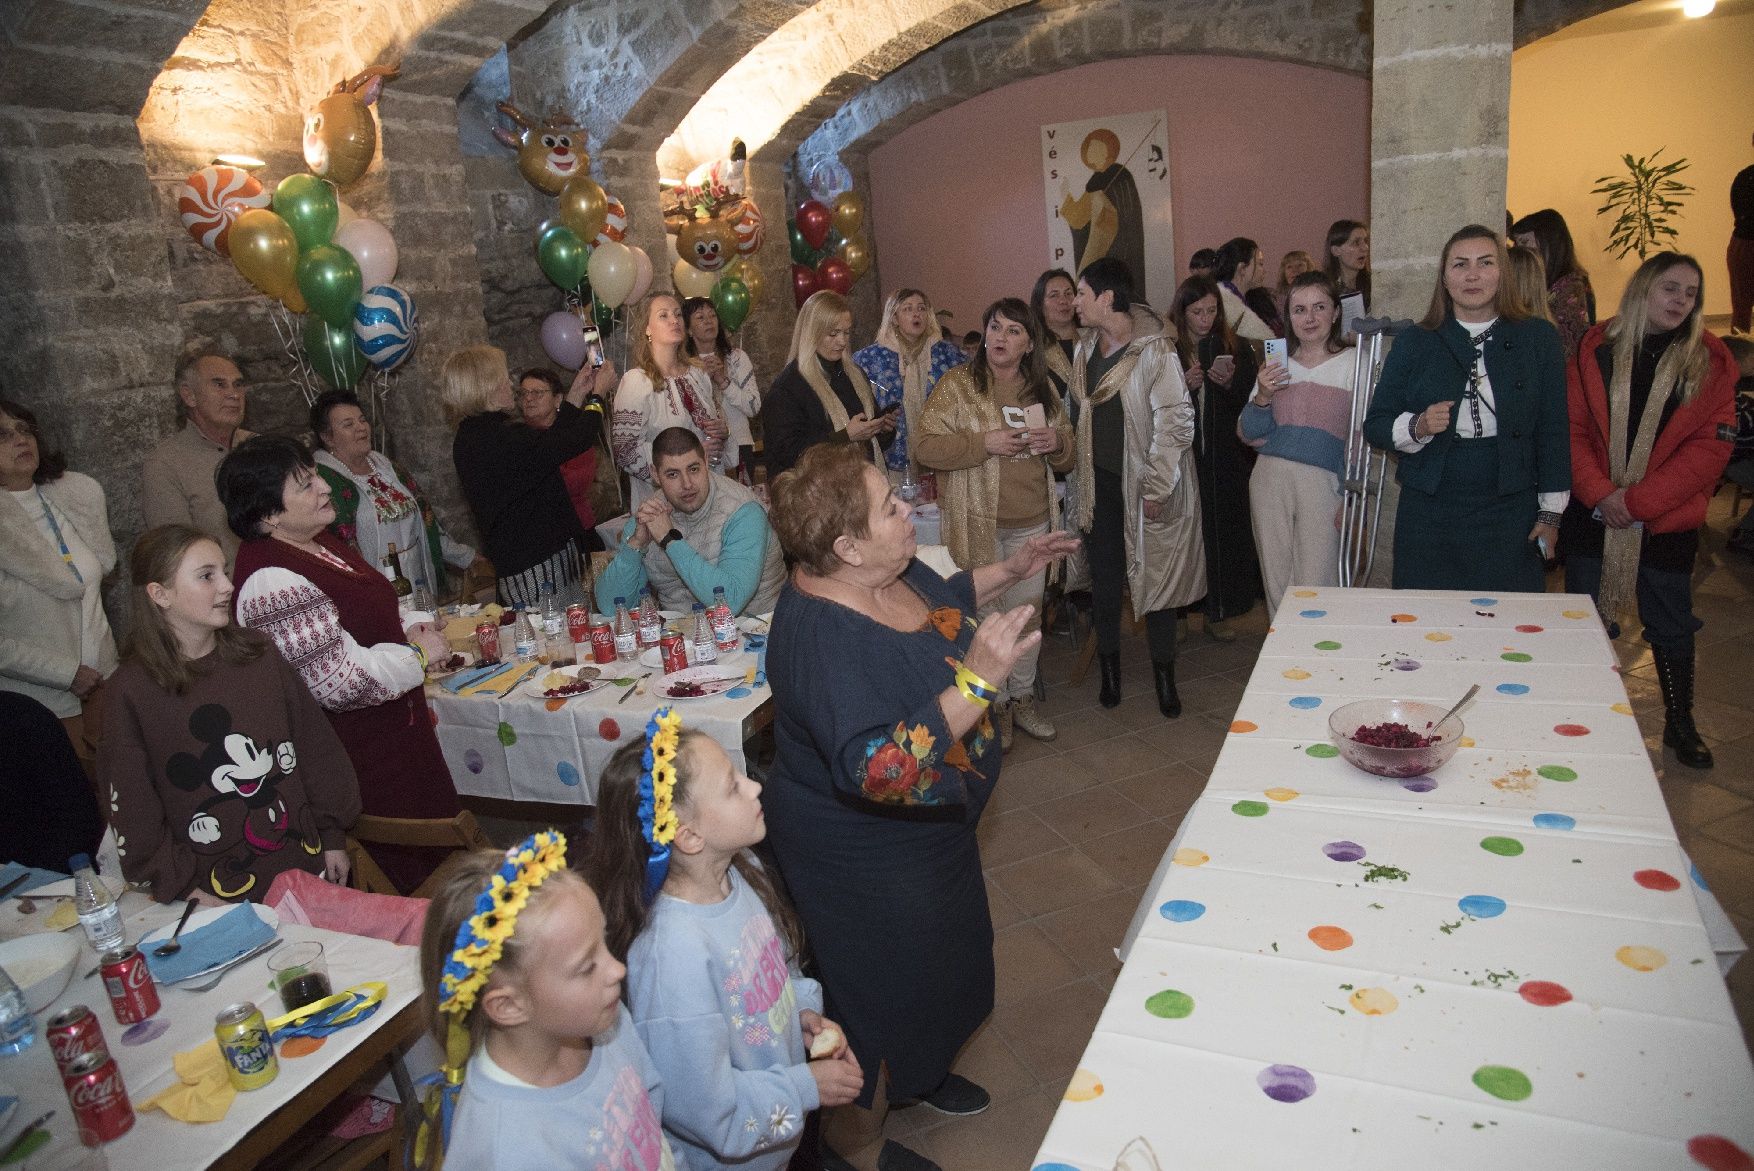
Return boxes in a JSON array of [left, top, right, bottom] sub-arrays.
[[142, 353, 254, 568], [595, 427, 784, 617]]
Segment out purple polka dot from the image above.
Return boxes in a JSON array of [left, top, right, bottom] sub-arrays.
[[463, 748, 484, 775], [1391, 658, 1422, 671], [1401, 776, 1437, 793], [122, 1018, 170, 1046], [1323, 840, 1366, 862], [1257, 1063, 1317, 1103]]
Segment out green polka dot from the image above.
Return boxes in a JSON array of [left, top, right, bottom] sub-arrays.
[[497, 721, 517, 747], [1500, 652, 1533, 663], [1314, 640, 1342, 651], [1536, 765, 1577, 782], [1480, 836, 1525, 857], [1306, 743, 1340, 758], [1471, 1064, 1532, 1101], [1145, 989, 1195, 1019], [1232, 800, 1269, 817]]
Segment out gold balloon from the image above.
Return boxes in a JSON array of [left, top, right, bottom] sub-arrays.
[[728, 256, 765, 303], [836, 234, 871, 278], [558, 176, 608, 246], [229, 208, 300, 302], [671, 257, 717, 299], [831, 192, 864, 237]]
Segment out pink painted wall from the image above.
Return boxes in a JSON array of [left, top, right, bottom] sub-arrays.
[[868, 55, 1370, 336]]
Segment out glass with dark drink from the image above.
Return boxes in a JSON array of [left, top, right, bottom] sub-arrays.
[[268, 941, 333, 1012]]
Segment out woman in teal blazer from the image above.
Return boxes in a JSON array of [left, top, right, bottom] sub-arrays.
[[1363, 225, 1570, 591]]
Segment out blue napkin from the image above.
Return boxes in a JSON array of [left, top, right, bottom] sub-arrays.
[[0, 861, 67, 896], [144, 903, 277, 984]]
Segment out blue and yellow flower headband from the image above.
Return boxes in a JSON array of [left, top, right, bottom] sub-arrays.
[[639, 707, 682, 901]]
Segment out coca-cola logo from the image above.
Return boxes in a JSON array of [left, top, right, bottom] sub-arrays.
[[69, 1068, 124, 1109], [120, 960, 150, 989], [50, 1033, 86, 1060]]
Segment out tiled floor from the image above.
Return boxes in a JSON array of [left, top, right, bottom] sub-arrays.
[[878, 488, 1754, 1166]]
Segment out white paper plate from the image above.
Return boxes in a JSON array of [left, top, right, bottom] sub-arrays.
[[527, 664, 609, 700], [653, 665, 747, 700], [138, 903, 279, 983]]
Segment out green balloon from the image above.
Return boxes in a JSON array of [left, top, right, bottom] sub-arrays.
[[274, 174, 338, 252], [593, 298, 616, 338], [296, 244, 363, 329], [788, 221, 813, 266], [710, 275, 751, 333], [302, 315, 366, 389], [536, 221, 589, 290]]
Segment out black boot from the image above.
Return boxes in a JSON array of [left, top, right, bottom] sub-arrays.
[[1098, 652, 1122, 708], [1652, 647, 1713, 770], [1153, 660, 1182, 718]]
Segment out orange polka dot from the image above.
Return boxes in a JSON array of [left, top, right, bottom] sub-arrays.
[[1308, 925, 1354, 951], [279, 1035, 327, 1059], [1390, 613, 1417, 624], [1230, 720, 1259, 733], [545, 697, 567, 712]]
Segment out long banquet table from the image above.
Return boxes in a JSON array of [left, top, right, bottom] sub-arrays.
[[1032, 587, 1754, 1170]]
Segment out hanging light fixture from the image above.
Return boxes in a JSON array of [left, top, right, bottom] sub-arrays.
[[1681, 0, 1715, 17]]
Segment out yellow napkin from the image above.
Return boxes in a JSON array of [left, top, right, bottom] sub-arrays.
[[137, 1038, 237, 1123], [460, 661, 541, 698]]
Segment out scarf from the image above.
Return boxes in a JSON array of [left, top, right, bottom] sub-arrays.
[[1598, 340, 1685, 627], [800, 353, 881, 464], [876, 321, 935, 474], [1069, 329, 1143, 531]]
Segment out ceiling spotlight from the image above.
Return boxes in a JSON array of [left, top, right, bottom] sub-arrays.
[[1681, 0, 1715, 17], [211, 153, 267, 170]]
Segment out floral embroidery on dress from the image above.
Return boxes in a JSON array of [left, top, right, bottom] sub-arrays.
[[363, 471, 416, 523], [928, 606, 966, 640], [862, 721, 944, 803]]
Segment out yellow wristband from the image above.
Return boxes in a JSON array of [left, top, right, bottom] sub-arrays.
[[953, 663, 996, 707]]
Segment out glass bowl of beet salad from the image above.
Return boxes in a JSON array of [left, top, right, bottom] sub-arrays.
[[1327, 699, 1463, 778]]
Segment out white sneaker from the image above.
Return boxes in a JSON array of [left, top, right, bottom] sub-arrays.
[[1011, 697, 1057, 742]]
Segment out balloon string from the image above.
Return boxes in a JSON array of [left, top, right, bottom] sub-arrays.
[[269, 301, 321, 407]]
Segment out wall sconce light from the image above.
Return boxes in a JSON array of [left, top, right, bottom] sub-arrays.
[[212, 153, 267, 170], [1681, 0, 1715, 17]]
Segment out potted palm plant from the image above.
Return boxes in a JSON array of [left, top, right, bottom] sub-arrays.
[[1591, 149, 1694, 261]]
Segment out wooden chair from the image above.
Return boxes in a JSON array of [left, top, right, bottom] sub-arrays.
[[347, 809, 495, 900]]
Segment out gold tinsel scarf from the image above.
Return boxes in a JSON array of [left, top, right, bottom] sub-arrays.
[[1597, 341, 1685, 628]]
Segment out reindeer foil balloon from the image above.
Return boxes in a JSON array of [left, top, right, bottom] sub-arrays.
[[495, 102, 588, 196], [303, 65, 399, 189], [664, 141, 764, 273]]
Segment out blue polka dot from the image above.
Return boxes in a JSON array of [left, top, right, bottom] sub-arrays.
[[725, 686, 752, 699], [1532, 813, 1575, 830], [1032, 1165, 1081, 1171], [1691, 862, 1709, 891], [1458, 894, 1507, 919], [556, 760, 581, 787], [1299, 609, 1327, 618], [1159, 900, 1207, 922], [1288, 695, 1323, 709], [1496, 683, 1531, 696], [1471, 597, 1499, 606]]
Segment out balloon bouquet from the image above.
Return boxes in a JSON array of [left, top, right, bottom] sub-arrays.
[[494, 102, 649, 372], [657, 142, 764, 335], [787, 158, 871, 308]]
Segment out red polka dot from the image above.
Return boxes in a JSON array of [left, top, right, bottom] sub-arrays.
[[598, 717, 622, 741], [1633, 869, 1681, 892], [1688, 1135, 1754, 1171], [1515, 624, 1544, 633], [1554, 724, 1591, 737], [428, 708, 438, 726], [1517, 980, 1572, 1007]]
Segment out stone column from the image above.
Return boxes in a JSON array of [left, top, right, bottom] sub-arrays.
[[1365, 0, 1513, 587]]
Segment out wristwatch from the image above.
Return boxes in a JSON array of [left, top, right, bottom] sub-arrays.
[[657, 528, 683, 551]]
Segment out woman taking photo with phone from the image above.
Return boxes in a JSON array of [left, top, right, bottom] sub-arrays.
[[764, 290, 895, 479]]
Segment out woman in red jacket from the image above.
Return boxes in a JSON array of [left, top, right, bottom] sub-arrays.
[[1560, 252, 1737, 770]]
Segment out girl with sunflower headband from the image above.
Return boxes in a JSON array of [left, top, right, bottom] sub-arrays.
[[587, 708, 861, 1169], [412, 829, 676, 1170]]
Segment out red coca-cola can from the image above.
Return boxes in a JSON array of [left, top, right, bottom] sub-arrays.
[[659, 632, 689, 674], [566, 603, 591, 645], [589, 622, 616, 664], [64, 1049, 135, 1145], [47, 1004, 108, 1075], [475, 620, 501, 662], [100, 945, 159, 1024]]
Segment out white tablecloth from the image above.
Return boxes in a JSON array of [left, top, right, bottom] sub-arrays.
[[430, 646, 771, 804], [0, 894, 419, 1170], [1033, 587, 1754, 1170]]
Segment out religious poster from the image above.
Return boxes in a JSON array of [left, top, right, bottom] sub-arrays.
[[1042, 111, 1172, 310]]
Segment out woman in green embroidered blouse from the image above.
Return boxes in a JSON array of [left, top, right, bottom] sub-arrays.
[[310, 390, 481, 603]]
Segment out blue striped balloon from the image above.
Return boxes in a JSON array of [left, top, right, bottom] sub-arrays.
[[353, 284, 418, 372]]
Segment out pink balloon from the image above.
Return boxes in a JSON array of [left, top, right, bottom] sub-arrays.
[[334, 218, 398, 291], [626, 245, 654, 305], [540, 309, 589, 369]]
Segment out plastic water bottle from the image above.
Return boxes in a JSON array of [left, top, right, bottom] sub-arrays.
[[637, 588, 663, 648], [691, 602, 717, 666], [539, 577, 562, 640], [511, 609, 538, 662], [0, 964, 36, 1054], [709, 586, 738, 652], [71, 854, 124, 954], [613, 596, 638, 662]]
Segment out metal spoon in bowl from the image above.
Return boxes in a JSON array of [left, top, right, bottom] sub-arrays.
[[1436, 684, 1481, 731], [153, 898, 199, 958]]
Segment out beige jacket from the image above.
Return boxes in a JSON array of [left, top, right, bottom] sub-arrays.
[[915, 365, 1075, 571], [1070, 308, 1206, 614]]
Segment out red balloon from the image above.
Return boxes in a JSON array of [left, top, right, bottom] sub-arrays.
[[791, 263, 821, 308], [796, 200, 831, 250], [817, 257, 853, 296]]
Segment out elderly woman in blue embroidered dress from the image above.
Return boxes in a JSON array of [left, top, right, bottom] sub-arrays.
[[852, 288, 966, 478], [761, 441, 1078, 1168]]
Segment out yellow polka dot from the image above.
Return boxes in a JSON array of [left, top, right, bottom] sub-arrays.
[[1349, 987, 1399, 1016], [1173, 848, 1209, 868], [1616, 945, 1667, 972], [1610, 702, 1633, 716], [1562, 609, 1590, 619], [1458, 736, 1476, 748], [1425, 631, 1453, 642], [1293, 589, 1318, 597], [1064, 1067, 1105, 1101], [1282, 667, 1312, 680], [1264, 787, 1300, 802]]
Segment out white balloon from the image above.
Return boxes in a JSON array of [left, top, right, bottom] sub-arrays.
[[335, 200, 360, 229], [671, 257, 715, 299], [627, 245, 654, 305], [334, 217, 398, 290], [589, 240, 638, 309]]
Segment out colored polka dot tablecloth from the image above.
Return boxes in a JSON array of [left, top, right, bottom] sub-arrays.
[[1033, 589, 1754, 1171], [428, 648, 769, 803]]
